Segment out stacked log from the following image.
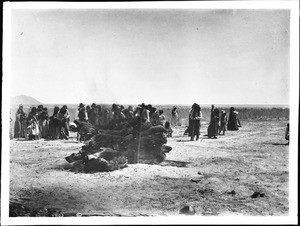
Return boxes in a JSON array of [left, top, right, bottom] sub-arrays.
[[65, 104, 172, 173]]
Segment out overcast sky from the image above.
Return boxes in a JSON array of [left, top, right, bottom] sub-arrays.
[[9, 8, 290, 105]]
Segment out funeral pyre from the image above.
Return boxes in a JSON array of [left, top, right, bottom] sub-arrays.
[[66, 104, 172, 173]]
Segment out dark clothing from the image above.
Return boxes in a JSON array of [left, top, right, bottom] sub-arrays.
[[48, 112, 60, 139], [88, 108, 97, 126], [14, 109, 27, 138], [207, 108, 219, 138], [150, 112, 161, 126], [227, 110, 241, 131], [37, 109, 49, 138], [58, 108, 70, 139], [189, 107, 201, 141]]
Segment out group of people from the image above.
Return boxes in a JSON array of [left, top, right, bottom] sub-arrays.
[[12, 103, 290, 144], [187, 104, 242, 141], [12, 102, 174, 141], [13, 104, 70, 140]]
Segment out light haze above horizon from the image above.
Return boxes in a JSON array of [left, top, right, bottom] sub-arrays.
[[9, 8, 290, 106]]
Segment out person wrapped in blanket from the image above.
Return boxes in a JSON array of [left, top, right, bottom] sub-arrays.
[[189, 103, 202, 141], [227, 107, 241, 130], [14, 104, 27, 138], [48, 106, 60, 140], [37, 105, 49, 139], [207, 105, 220, 139], [77, 103, 88, 122], [58, 105, 70, 140]]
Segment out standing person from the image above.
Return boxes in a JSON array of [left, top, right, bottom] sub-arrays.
[[102, 108, 111, 129], [127, 106, 135, 119], [158, 110, 166, 126], [122, 106, 134, 119], [48, 106, 60, 139], [227, 107, 241, 130], [91, 105, 99, 128], [27, 107, 40, 140], [189, 103, 201, 141], [285, 123, 289, 145], [78, 103, 88, 122], [58, 105, 70, 140], [37, 105, 49, 139], [88, 103, 97, 126], [171, 106, 179, 126], [149, 107, 160, 126], [14, 104, 27, 138], [112, 104, 126, 121], [207, 105, 219, 139], [86, 105, 92, 120], [140, 103, 150, 123], [219, 110, 227, 135]]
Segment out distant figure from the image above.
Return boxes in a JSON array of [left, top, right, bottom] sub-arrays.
[[227, 107, 241, 130], [48, 106, 60, 140], [136, 103, 150, 123], [171, 106, 179, 126], [158, 110, 166, 126], [78, 103, 88, 122], [93, 105, 102, 128], [112, 104, 126, 121], [189, 103, 201, 141], [88, 104, 98, 126], [102, 109, 111, 128], [37, 105, 49, 139], [86, 105, 91, 119], [207, 105, 219, 139], [58, 105, 70, 140], [219, 110, 227, 135], [122, 106, 135, 119], [27, 107, 40, 140], [14, 104, 27, 138], [285, 123, 289, 145], [128, 106, 135, 118], [149, 107, 160, 126], [164, 121, 173, 137]]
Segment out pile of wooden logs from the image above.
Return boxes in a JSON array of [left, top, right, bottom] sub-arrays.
[[66, 104, 172, 173]]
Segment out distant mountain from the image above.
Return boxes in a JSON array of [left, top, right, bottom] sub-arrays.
[[11, 95, 43, 106]]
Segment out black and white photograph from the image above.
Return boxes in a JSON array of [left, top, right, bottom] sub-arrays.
[[2, 1, 299, 225]]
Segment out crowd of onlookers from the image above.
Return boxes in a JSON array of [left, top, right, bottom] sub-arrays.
[[11, 102, 289, 144], [11, 103, 173, 141], [12, 104, 71, 140], [185, 104, 242, 141]]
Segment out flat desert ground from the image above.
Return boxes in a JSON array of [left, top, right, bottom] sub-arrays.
[[9, 120, 289, 216]]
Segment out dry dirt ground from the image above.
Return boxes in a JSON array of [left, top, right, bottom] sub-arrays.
[[9, 120, 289, 217]]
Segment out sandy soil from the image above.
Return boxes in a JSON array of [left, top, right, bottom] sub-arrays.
[[9, 120, 289, 216]]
